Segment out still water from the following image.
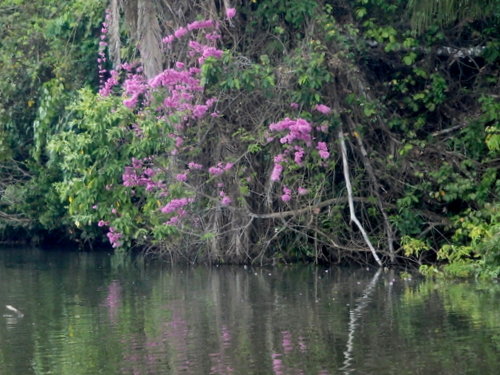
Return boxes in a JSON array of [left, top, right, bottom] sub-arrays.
[[0, 248, 498, 375]]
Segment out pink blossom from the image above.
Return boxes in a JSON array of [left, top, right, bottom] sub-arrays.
[[316, 142, 330, 159], [274, 154, 286, 163], [271, 163, 283, 182], [175, 173, 188, 182], [160, 198, 193, 214], [315, 104, 332, 114], [269, 118, 312, 145], [294, 146, 305, 165], [319, 150, 329, 159], [121, 62, 134, 71], [206, 97, 217, 107], [106, 227, 123, 248], [175, 61, 185, 69], [193, 104, 208, 118], [219, 191, 232, 206], [123, 97, 138, 108], [165, 216, 180, 225], [221, 196, 232, 206], [224, 162, 234, 171], [281, 186, 292, 202], [298, 187, 309, 195], [98, 220, 109, 227], [208, 166, 224, 176], [188, 162, 203, 170], [174, 27, 188, 39], [226, 8, 237, 19], [187, 19, 214, 31], [99, 70, 119, 97], [205, 32, 221, 41], [163, 35, 175, 44], [290, 102, 299, 109]]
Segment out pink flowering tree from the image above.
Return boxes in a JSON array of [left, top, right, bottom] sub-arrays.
[[50, 4, 390, 265]]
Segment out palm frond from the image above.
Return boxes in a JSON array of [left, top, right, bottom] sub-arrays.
[[409, 0, 498, 32]]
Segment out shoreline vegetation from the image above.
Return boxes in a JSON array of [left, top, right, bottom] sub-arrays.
[[0, 0, 498, 278]]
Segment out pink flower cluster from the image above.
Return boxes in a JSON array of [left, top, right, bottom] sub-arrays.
[[269, 118, 313, 145], [208, 162, 234, 176], [122, 158, 162, 191], [315, 104, 332, 115], [163, 19, 215, 44], [316, 142, 330, 160], [281, 187, 292, 202], [188, 162, 203, 170], [267, 105, 332, 202], [270, 154, 285, 182], [226, 8, 237, 19], [219, 191, 232, 206], [160, 197, 194, 217], [122, 74, 147, 109], [268, 118, 313, 184], [148, 67, 217, 132], [99, 69, 119, 97], [96, 11, 241, 237], [106, 226, 123, 248], [97, 10, 111, 88]]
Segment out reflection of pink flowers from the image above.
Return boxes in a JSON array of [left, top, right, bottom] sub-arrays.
[[298, 335, 307, 352], [282, 331, 293, 353], [105, 280, 121, 323], [271, 353, 284, 375]]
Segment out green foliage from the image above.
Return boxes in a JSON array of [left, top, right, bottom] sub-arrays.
[[0, 0, 498, 274], [46, 87, 178, 246], [0, 0, 104, 157]]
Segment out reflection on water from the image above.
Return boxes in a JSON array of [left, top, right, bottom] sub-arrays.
[[0, 248, 499, 375]]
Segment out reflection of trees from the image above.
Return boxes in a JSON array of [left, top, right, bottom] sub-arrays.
[[1, 251, 499, 375]]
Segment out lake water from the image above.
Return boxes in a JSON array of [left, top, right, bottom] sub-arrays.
[[0, 248, 499, 375]]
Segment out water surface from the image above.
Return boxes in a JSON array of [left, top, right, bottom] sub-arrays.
[[0, 248, 499, 374]]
